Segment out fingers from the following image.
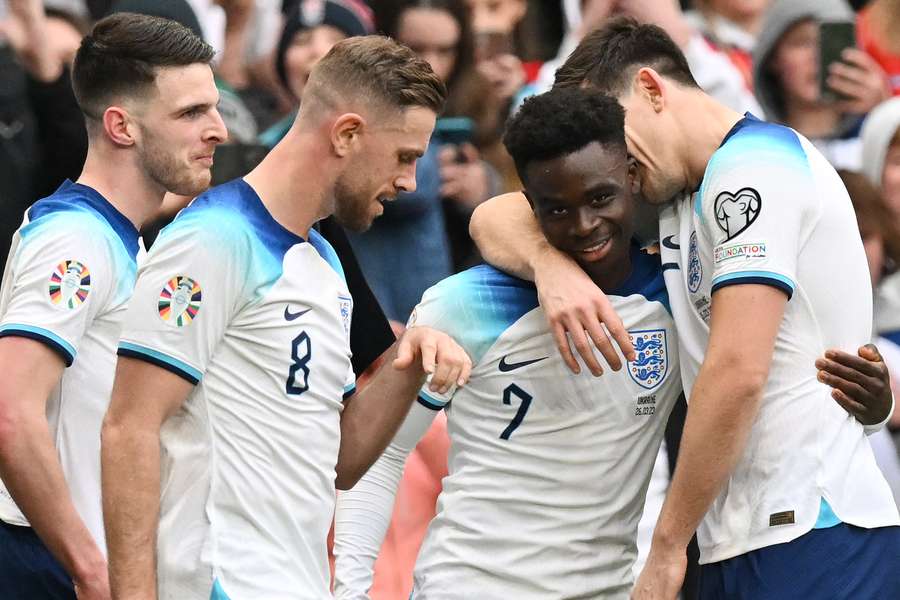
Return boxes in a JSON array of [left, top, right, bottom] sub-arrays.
[[840, 48, 880, 73], [438, 145, 458, 167], [460, 142, 480, 163], [598, 298, 636, 362], [551, 321, 580, 374], [860, 343, 883, 362], [816, 366, 869, 404], [818, 348, 884, 378], [564, 316, 604, 376], [582, 314, 621, 372], [391, 336, 415, 370], [429, 351, 454, 394], [829, 386, 867, 419]]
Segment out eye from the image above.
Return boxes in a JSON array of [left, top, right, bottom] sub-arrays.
[[590, 194, 614, 207], [548, 207, 568, 217], [181, 107, 204, 119]]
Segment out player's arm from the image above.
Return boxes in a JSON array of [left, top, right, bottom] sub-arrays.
[[0, 337, 108, 597], [633, 284, 785, 599], [336, 326, 470, 490], [333, 402, 437, 598], [101, 359, 194, 600], [817, 343, 895, 430], [469, 192, 635, 374]]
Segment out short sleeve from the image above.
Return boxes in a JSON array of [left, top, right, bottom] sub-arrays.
[[701, 129, 817, 300], [117, 216, 250, 384], [0, 215, 117, 366]]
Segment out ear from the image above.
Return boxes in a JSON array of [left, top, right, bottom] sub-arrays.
[[634, 67, 666, 113], [330, 112, 364, 158], [102, 106, 137, 147]]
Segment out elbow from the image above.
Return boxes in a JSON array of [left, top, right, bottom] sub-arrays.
[[468, 201, 490, 246], [0, 401, 22, 455], [703, 353, 769, 405], [100, 411, 127, 455], [335, 470, 361, 492]]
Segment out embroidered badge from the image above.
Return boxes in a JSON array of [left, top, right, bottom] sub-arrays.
[[158, 276, 202, 327], [48, 260, 91, 309]]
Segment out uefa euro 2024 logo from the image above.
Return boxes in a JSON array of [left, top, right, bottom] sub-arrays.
[[627, 329, 667, 390]]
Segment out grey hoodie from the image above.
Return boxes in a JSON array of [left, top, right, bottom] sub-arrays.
[[752, 0, 855, 124]]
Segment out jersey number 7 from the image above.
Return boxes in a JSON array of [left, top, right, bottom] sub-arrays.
[[500, 383, 532, 440]]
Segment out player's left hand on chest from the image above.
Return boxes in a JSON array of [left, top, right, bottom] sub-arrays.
[[393, 326, 473, 395], [815, 343, 893, 425]]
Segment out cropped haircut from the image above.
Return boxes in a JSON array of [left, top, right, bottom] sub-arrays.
[[302, 35, 447, 117], [72, 12, 214, 121], [503, 87, 626, 181], [554, 16, 698, 96]]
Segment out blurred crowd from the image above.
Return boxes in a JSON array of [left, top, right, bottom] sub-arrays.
[[2, 0, 900, 598]]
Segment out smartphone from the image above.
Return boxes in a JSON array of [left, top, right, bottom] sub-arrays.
[[474, 31, 514, 61], [434, 117, 474, 146], [819, 21, 857, 102]]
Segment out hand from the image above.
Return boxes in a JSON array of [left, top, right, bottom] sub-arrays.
[[631, 545, 686, 600], [533, 250, 635, 376], [828, 48, 891, 115], [439, 144, 490, 209], [73, 559, 111, 600], [393, 326, 473, 394], [815, 343, 893, 426], [477, 53, 526, 105]]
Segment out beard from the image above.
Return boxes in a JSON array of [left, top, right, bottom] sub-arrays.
[[138, 126, 211, 197], [332, 171, 377, 232]]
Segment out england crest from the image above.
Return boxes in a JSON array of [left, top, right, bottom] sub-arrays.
[[627, 329, 668, 390]]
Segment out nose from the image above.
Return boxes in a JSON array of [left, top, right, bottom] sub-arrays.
[[572, 206, 600, 238], [395, 164, 418, 194], [205, 107, 228, 145]]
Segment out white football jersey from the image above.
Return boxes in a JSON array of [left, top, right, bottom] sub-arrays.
[[658, 115, 900, 564], [0, 180, 140, 551], [118, 179, 355, 599], [337, 245, 681, 600]]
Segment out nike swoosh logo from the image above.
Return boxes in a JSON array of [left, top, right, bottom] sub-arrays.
[[498, 355, 549, 372], [284, 306, 312, 321], [662, 235, 680, 250]]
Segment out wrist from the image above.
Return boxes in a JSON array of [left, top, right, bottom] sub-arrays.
[[651, 523, 690, 554], [70, 544, 106, 584], [530, 242, 574, 281]]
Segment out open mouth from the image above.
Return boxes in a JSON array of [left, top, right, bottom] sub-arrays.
[[577, 236, 614, 262]]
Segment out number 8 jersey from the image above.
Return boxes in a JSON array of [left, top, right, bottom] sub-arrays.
[[334, 244, 681, 600], [118, 179, 355, 600]]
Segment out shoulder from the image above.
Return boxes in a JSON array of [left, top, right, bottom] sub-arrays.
[[307, 228, 346, 282]]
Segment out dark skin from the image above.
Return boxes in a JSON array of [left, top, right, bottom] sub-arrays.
[[520, 141, 894, 426]]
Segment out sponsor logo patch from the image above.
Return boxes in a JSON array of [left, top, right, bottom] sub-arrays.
[[714, 242, 767, 264], [627, 329, 668, 390], [48, 260, 91, 309], [714, 187, 762, 241], [158, 276, 202, 327], [769, 510, 795, 527]]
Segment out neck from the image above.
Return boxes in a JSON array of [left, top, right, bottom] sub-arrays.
[[76, 145, 165, 230], [870, 0, 900, 54], [783, 101, 841, 138], [582, 250, 633, 293], [243, 127, 332, 239], [680, 92, 743, 192]]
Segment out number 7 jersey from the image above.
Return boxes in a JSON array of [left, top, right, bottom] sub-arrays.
[[403, 245, 681, 599]]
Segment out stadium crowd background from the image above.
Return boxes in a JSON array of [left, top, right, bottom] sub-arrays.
[[1, 0, 900, 598]]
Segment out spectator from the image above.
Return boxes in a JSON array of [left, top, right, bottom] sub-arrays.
[[857, 0, 900, 96], [753, 0, 890, 170], [839, 169, 900, 504], [259, 0, 373, 148], [861, 98, 900, 352], [685, 0, 771, 89]]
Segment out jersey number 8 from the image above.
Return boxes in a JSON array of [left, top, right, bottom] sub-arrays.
[[286, 331, 312, 395]]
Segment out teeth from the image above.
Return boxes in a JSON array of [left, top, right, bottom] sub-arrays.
[[582, 239, 609, 253]]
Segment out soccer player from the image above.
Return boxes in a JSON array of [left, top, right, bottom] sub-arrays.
[[0, 13, 225, 600], [470, 17, 900, 600], [333, 86, 679, 600], [100, 36, 472, 600]]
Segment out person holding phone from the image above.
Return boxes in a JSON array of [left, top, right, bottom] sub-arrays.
[[752, 0, 890, 170]]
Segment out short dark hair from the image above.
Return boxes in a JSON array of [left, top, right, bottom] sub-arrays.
[[72, 12, 214, 120], [554, 16, 698, 96], [303, 35, 447, 116], [503, 86, 626, 181]]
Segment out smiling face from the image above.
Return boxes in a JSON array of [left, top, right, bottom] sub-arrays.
[[333, 105, 436, 231], [284, 25, 348, 99], [524, 141, 634, 284], [132, 63, 227, 196]]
